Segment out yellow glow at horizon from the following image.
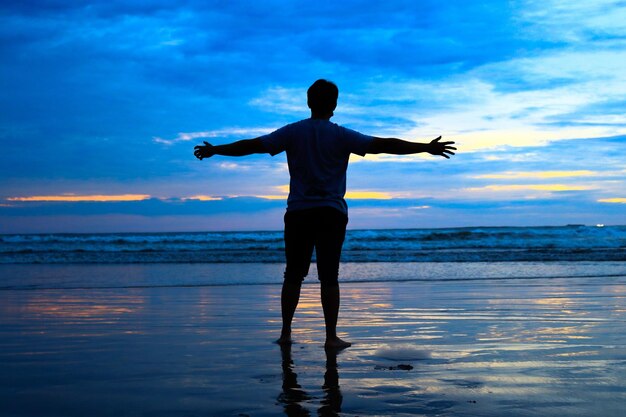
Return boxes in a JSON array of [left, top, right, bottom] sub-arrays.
[[598, 198, 626, 203], [467, 184, 592, 192], [257, 195, 287, 200], [255, 185, 290, 200], [8, 194, 151, 202], [346, 191, 393, 200], [258, 185, 393, 200], [187, 195, 223, 201], [401, 124, 615, 154], [353, 125, 620, 158], [475, 170, 597, 179]]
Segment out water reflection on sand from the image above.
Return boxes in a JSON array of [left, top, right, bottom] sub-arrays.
[[0, 269, 624, 416]]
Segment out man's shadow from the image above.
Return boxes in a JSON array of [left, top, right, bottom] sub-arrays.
[[277, 344, 343, 417]]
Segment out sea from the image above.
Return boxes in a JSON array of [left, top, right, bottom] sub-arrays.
[[2, 225, 625, 264], [1, 225, 625, 289]]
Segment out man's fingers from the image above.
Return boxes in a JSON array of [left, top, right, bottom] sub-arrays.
[[195, 142, 212, 150], [194, 142, 212, 160], [193, 147, 205, 160], [432, 136, 442, 142]]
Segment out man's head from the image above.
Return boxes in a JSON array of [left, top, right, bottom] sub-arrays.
[[307, 79, 338, 117]]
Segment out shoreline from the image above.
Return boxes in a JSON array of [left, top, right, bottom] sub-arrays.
[[2, 261, 626, 291]]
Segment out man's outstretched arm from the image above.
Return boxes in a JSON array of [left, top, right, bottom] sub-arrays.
[[194, 138, 268, 160], [366, 136, 456, 159]]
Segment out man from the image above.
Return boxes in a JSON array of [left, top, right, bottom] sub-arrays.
[[194, 79, 455, 348]]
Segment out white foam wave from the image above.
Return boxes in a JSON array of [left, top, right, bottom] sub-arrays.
[[374, 345, 431, 361]]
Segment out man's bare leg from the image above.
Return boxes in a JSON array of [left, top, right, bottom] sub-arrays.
[[321, 284, 351, 349], [276, 280, 302, 344]]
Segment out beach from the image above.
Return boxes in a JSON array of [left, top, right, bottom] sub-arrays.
[[1, 262, 625, 416]]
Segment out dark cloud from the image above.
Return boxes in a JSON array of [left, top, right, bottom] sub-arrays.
[[0, 197, 283, 217]]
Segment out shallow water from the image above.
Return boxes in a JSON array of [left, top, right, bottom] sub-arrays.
[[1, 264, 625, 416], [2, 261, 626, 289]]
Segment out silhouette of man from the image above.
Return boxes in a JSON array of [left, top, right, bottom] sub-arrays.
[[194, 79, 455, 348]]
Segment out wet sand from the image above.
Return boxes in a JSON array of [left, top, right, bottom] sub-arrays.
[[1, 266, 625, 416]]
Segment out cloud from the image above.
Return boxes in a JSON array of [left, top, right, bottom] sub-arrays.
[[225, 185, 396, 201], [1, 191, 623, 232], [466, 184, 594, 192], [474, 170, 600, 179], [345, 191, 393, 200], [0, 197, 284, 217], [153, 127, 275, 145], [2, 1, 626, 231], [7, 194, 150, 202], [249, 87, 307, 115], [516, 0, 626, 42], [184, 195, 223, 201], [217, 162, 249, 171], [598, 198, 626, 204]]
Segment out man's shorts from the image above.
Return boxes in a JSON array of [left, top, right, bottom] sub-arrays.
[[283, 206, 348, 287]]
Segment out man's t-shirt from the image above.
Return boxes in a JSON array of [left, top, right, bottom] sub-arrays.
[[260, 118, 373, 214]]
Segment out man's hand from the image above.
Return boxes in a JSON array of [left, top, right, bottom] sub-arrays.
[[194, 141, 214, 160], [428, 136, 456, 159]]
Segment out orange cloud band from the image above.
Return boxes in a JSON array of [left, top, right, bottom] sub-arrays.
[[8, 194, 151, 202], [598, 198, 626, 204], [467, 184, 592, 192]]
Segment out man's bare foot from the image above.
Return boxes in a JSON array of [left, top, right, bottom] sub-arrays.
[[324, 337, 351, 349], [275, 334, 293, 345]]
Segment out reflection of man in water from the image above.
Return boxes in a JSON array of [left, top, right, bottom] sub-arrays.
[[278, 344, 311, 416], [194, 79, 455, 348], [278, 344, 342, 416]]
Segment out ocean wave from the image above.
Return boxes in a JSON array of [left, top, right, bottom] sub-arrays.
[[1, 248, 625, 264], [1, 226, 625, 264]]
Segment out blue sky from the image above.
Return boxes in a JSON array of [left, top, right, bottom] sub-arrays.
[[1, 0, 625, 233]]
